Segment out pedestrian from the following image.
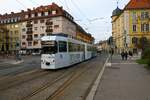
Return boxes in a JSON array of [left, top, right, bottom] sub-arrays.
[[124, 51, 128, 60], [128, 51, 133, 59], [121, 51, 125, 60]]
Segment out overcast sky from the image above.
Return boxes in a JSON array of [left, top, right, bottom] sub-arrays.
[[0, 0, 130, 42]]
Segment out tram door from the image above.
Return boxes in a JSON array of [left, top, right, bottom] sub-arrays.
[[83, 45, 86, 60]]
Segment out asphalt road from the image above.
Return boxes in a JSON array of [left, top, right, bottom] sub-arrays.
[[0, 54, 108, 100]]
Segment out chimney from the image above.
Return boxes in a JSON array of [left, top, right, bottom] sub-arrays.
[[4, 13, 8, 16], [11, 12, 14, 14], [21, 10, 24, 13], [27, 8, 31, 12]]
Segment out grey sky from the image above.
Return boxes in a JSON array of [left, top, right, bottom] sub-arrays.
[[0, 0, 130, 42]]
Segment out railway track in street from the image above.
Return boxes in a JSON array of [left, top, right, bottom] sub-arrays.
[[0, 69, 51, 91], [21, 57, 101, 100], [0, 63, 21, 70], [46, 56, 104, 100]]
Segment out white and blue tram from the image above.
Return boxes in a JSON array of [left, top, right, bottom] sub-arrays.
[[41, 33, 96, 69]]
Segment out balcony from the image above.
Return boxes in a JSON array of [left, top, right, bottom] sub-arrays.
[[46, 22, 53, 25], [26, 38, 33, 41], [26, 23, 33, 27], [26, 30, 33, 34], [46, 29, 53, 33], [26, 35, 33, 41]]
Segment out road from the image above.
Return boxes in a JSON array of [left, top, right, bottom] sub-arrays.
[[0, 54, 108, 100]]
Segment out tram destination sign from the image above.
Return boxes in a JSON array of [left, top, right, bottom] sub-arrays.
[[41, 41, 55, 46]]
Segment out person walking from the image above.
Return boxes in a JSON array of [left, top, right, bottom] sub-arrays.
[[124, 51, 128, 60], [121, 51, 125, 60], [128, 51, 133, 59]]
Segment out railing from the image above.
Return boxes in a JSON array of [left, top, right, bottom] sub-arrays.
[[45, 22, 53, 25], [45, 29, 53, 33]]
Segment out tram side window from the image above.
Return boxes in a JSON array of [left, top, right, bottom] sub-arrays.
[[87, 46, 92, 51], [68, 42, 73, 52], [59, 41, 67, 52]]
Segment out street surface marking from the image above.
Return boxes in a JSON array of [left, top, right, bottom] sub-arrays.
[[86, 56, 110, 100], [112, 63, 138, 65]]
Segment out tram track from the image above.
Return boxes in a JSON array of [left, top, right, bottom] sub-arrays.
[[0, 63, 21, 70], [21, 57, 98, 100], [0, 69, 51, 91], [46, 57, 100, 100]]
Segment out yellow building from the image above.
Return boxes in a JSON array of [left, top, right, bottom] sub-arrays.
[[6, 23, 21, 52], [112, 0, 150, 53], [0, 23, 21, 53], [0, 25, 8, 52], [112, 7, 124, 53]]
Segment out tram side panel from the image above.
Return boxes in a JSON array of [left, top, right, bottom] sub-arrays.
[[55, 53, 70, 69], [85, 44, 92, 60], [69, 52, 84, 65]]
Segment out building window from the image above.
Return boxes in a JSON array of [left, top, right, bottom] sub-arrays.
[[22, 42, 26, 45], [146, 24, 149, 32], [141, 23, 149, 32], [52, 10, 56, 14], [25, 15, 28, 19], [28, 42, 32, 46], [22, 28, 26, 32], [34, 34, 38, 38], [54, 25, 59, 28], [34, 27, 38, 31], [31, 14, 35, 18], [22, 35, 26, 39], [15, 25, 18, 28], [132, 24, 137, 32], [33, 41, 38, 46], [40, 19, 45, 23], [38, 13, 41, 17], [40, 34, 45, 37], [47, 26, 52, 29], [34, 20, 38, 24], [45, 12, 48, 16], [141, 11, 149, 19], [40, 26, 45, 30]]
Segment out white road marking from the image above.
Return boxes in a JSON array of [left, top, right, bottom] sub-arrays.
[[86, 56, 110, 100], [112, 63, 138, 65]]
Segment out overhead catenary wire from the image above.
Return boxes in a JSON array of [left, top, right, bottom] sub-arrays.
[[69, 0, 91, 24], [63, 0, 70, 13], [15, 0, 27, 9], [28, 0, 39, 6]]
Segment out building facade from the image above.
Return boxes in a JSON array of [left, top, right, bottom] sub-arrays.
[[112, 0, 150, 53], [0, 3, 94, 54]]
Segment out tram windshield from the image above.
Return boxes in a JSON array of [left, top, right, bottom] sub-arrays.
[[41, 41, 57, 54]]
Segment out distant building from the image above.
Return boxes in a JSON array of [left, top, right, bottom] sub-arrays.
[[112, 0, 150, 53], [0, 3, 94, 53], [97, 40, 109, 52]]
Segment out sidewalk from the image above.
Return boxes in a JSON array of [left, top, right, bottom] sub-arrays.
[[94, 55, 150, 100], [0, 56, 24, 65]]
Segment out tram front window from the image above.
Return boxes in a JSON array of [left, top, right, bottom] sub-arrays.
[[42, 41, 57, 54]]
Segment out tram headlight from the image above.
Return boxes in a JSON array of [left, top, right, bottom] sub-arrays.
[[46, 62, 50, 66]]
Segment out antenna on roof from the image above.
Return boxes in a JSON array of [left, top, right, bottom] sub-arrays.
[[117, 0, 119, 8]]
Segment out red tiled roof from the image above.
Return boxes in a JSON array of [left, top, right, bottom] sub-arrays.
[[124, 0, 150, 10]]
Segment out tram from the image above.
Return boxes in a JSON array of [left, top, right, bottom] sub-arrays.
[[41, 33, 96, 69]]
